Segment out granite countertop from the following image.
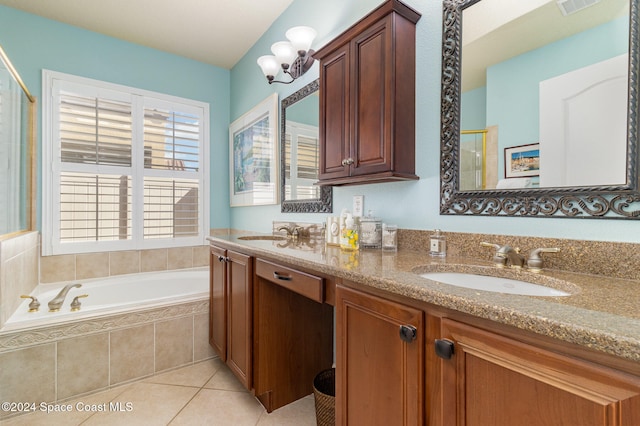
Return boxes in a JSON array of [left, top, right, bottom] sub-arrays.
[[207, 232, 640, 365]]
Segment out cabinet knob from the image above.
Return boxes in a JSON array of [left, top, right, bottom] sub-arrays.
[[217, 255, 225, 262], [399, 325, 417, 343], [434, 339, 455, 359], [341, 158, 354, 166]]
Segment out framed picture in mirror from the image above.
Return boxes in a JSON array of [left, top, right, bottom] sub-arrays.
[[504, 143, 539, 179], [229, 94, 279, 207]]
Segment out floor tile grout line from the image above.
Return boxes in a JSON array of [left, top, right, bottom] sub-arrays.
[[161, 363, 222, 425], [166, 387, 205, 425]]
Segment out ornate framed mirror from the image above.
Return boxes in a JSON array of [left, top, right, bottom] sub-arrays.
[[440, 0, 640, 218], [280, 79, 332, 213]]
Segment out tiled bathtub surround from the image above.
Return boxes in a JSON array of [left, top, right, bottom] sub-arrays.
[[0, 299, 215, 420], [40, 245, 210, 283], [0, 232, 39, 326], [398, 229, 640, 281]]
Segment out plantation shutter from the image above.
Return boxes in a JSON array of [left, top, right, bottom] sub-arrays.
[[58, 91, 133, 243], [44, 71, 208, 255]]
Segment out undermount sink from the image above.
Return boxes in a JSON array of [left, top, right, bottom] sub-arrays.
[[420, 272, 571, 297], [237, 235, 287, 241]]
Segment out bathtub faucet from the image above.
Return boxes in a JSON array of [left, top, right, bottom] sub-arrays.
[[48, 283, 82, 312]]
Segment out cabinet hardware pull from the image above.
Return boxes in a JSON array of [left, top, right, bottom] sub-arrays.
[[273, 272, 293, 281], [217, 255, 225, 262], [341, 158, 354, 166], [399, 325, 417, 343], [434, 339, 455, 359]]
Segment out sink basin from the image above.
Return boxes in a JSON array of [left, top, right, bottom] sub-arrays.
[[237, 235, 287, 241], [420, 272, 571, 297]]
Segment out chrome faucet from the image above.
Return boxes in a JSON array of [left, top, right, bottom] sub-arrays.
[[278, 225, 304, 239], [481, 242, 559, 271], [480, 242, 522, 267], [496, 245, 525, 268], [48, 283, 82, 312]]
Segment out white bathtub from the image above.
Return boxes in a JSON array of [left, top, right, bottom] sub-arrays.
[[2, 268, 209, 332]]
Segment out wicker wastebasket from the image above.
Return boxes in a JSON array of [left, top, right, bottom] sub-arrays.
[[313, 368, 335, 426]]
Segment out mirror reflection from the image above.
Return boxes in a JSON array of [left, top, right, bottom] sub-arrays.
[[0, 44, 35, 234], [459, 0, 629, 190], [280, 79, 332, 213]]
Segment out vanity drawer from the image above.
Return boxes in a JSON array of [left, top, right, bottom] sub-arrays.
[[256, 258, 324, 303]]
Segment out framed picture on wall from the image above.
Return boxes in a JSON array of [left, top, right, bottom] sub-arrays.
[[229, 93, 279, 206], [504, 143, 540, 178]]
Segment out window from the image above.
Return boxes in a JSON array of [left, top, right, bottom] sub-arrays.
[[42, 71, 209, 255], [284, 121, 319, 200]]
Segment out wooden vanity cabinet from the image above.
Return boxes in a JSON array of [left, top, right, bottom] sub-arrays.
[[209, 244, 252, 390], [336, 285, 424, 425], [315, 0, 421, 186], [435, 318, 640, 426], [253, 258, 334, 413]]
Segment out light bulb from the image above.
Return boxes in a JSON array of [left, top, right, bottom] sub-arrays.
[[257, 55, 280, 79], [286, 26, 317, 55], [271, 41, 297, 67]]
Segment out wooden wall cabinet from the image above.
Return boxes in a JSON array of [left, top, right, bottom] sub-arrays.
[[336, 285, 424, 425], [436, 318, 640, 426], [209, 244, 253, 389], [315, 0, 421, 186]]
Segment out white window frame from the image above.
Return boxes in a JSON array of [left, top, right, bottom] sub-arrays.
[[284, 120, 320, 200], [42, 70, 210, 256]]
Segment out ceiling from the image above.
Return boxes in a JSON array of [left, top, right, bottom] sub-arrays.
[[0, 0, 295, 69], [462, 0, 629, 91]]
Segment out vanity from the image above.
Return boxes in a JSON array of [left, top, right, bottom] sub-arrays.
[[208, 0, 640, 423], [208, 232, 640, 425]]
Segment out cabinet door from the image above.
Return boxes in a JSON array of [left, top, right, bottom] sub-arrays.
[[226, 250, 252, 389], [209, 245, 227, 360], [336, 285, 424, 425], [351, 16, 393, 177], [439, 318, 640, 426], [319, 42, 351, 181]]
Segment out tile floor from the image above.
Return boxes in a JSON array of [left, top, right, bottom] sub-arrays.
[[0, 357, 317, 426]]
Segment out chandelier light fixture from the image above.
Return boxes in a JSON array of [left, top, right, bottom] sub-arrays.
[[257, 26, 317, 84]]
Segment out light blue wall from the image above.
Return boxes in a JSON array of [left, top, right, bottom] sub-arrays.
[[229, 0, 640, 243], [287, 94, 319, 127], [461, 86, 486, 129], [0, 5, 231, 230], [2, 1, 638, 244], [486, 16, 629, 177]]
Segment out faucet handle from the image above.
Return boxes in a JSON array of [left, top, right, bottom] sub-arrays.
[[70, 294, 89, 312], [480, 242, 507, 267], [527, 247, 560, 272], [480, 242, 500, 250], [20, 295, 41, 312]]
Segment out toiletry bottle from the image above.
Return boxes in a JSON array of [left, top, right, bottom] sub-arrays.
[[382, 223, 398, 252], [326, 216, 340, 245], [340, 213, 359, 250], [360, 210, 382, 249], [429, 229, 446, 257]]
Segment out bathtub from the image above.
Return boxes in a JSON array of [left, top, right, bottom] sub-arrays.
[[2, 268, 210, 332]]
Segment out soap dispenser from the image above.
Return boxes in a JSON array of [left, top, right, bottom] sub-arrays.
[[340, 212, 359, 251]]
